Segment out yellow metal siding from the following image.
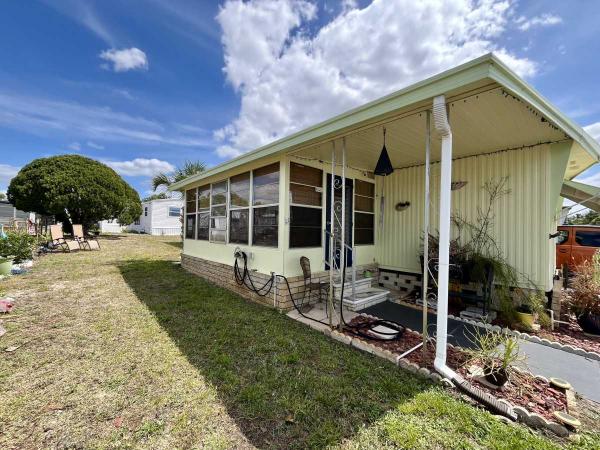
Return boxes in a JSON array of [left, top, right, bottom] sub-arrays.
[[376, 145, 554, 290]]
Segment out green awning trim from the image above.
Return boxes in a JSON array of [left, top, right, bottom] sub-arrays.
[[561, 180, 600, 212]]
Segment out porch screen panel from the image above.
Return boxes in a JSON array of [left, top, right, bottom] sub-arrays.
[[197, 185, 210, 240], [289, 162, 322, 248], [229, 172, 250, 244], [354, 180, 375, 245], [185, 188, 197, 239], [253, 163, 279, 247], [210, 181, 228, 243]]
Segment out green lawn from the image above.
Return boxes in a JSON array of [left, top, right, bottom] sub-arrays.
[[0, 234, 597, 449]]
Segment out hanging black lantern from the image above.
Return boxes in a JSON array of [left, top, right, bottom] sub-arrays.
[[374, 127, 393, 176]]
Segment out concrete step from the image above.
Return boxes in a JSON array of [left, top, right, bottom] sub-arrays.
[[342, 287, 389, 311], [333, 277, 374, 299]]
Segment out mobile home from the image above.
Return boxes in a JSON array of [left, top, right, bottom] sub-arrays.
[[127, 198, 183, 236], [169, 54, 599, 315]]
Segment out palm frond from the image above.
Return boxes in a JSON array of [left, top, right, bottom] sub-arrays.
[[152, 173, 172, 191]]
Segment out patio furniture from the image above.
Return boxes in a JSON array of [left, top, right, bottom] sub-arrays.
[[73, 224, 100, 250], [300, 256, 329, 307], [49, 224, 80, 252]]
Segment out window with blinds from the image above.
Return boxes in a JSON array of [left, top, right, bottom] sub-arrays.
[[354, 179, 375, 245], [289, 162, 323, 248]]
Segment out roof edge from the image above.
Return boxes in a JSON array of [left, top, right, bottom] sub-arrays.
[[486, 54, 600, 162], [169, 53, 496, 191]]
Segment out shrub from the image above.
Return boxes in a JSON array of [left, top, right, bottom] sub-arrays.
[[0, 230, 40, 263], [567, 252, 600, 316]]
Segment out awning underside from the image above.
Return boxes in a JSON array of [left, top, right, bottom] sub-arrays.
[[561, 180, 600, 213], [293, 84, 569, 171]]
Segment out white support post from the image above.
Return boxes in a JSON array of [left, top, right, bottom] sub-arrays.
[[432, 95, 458, 380], [339, 137, 346, 330], [422, 111, 431, 353], [328, 142, 335, 327]]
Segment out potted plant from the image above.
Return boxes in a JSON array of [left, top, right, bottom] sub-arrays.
[[0, 230, 38, 275], [568, 254, 600, 335], [466, 328, 524, 387]]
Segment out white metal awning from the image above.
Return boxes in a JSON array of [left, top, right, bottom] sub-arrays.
[[561, 180, 600, 213]]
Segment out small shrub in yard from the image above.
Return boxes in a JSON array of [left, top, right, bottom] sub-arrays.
[[0, 230, 40, 263], [465, 327, 524, 387], [567, 252, 600, 335]]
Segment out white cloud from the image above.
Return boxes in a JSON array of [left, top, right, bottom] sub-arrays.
[[0, 92, 212, 148], [86, 141, 105, 150], [100, 48, 148, 72], [215, 0, 537, 158], [105, 158, 175, 177], [584, 122, 600, 143], [68, 142, 81, 151], [0, 164, 20, 190], [515, 13, 562, 31]]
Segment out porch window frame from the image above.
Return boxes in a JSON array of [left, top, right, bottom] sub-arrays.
[[288, 161, 324, 249], [185, 187, 197, 240], [353, 179, 375, 246], [196, 184, 210, 241], [209, 179, 228, 244], [251, 162, 280, 248], [228, 171, 251, 245]]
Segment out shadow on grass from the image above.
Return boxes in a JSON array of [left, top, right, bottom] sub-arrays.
[[162, 241, 183, 249], [119, 259, 432, 449]]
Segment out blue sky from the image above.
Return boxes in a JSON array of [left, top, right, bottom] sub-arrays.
[[1, 0, 600, 198]]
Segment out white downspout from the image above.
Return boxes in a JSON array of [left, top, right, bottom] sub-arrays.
[[432, 95, 460, 381]]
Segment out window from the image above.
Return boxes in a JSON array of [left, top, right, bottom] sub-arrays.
[[253, 206, 279, 246], [289, 162, 322, 248], [253, 163, 279, 246], [556, 230, 569, 245], [575, 230, 600, 247], [134, 218, 140, 225], [354, 180, 375, 245], [229, 172, 250, 244], [185, 189, 197, 239], [168, 206, 180, 217], [196, 185, 210, 240], [253, 163, 279, 206], [210, 181, 227, 243], [144, 207, 148, 217]]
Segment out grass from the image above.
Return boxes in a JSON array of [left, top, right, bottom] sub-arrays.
[[0, 234, 598, 449]]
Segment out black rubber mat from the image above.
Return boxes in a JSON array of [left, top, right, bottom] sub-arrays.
[[362, 301, 481, 349]]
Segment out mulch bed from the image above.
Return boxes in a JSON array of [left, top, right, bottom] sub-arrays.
[[344, 316, 568, 422], [534, 317, 600, 355]]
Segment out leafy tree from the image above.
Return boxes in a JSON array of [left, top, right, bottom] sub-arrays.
[[7, 155, 142, 230], [565, 210, 600, 225], [0, 192, 6, 200], [152, 160, 206, 192], [142, 192, 169, 202]]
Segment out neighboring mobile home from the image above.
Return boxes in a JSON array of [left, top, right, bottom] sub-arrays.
[[127, 198, 183, 236], [169, 54, 599, 313]]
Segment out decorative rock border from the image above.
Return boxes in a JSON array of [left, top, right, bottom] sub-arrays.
[[295, 312, 572, 437], [447, 313, 600, 362]]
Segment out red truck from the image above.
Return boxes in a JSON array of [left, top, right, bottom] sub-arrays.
[[556, 225, 600, 272]]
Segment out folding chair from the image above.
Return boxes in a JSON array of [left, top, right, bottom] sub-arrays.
[[49, 224, 80, 252], [72, 224, 100, 250]]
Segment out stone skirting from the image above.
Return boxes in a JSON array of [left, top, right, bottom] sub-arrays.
[[180, 253, 377, 312]]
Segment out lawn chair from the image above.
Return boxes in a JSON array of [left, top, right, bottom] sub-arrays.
[[49, 224, 80, 252], [300, 256, 329, 307], [72, 224, 100, 250]]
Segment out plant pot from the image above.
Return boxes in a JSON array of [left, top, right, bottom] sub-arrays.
[[0, 257, 13, 276], [577, 312, 600, 335], [516, 311, 534, 328], [484, 365, 509, 387]]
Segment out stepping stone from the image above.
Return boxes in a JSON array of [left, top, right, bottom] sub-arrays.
[[553, 411, 581, 428], [549, 377, 572, 390]]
